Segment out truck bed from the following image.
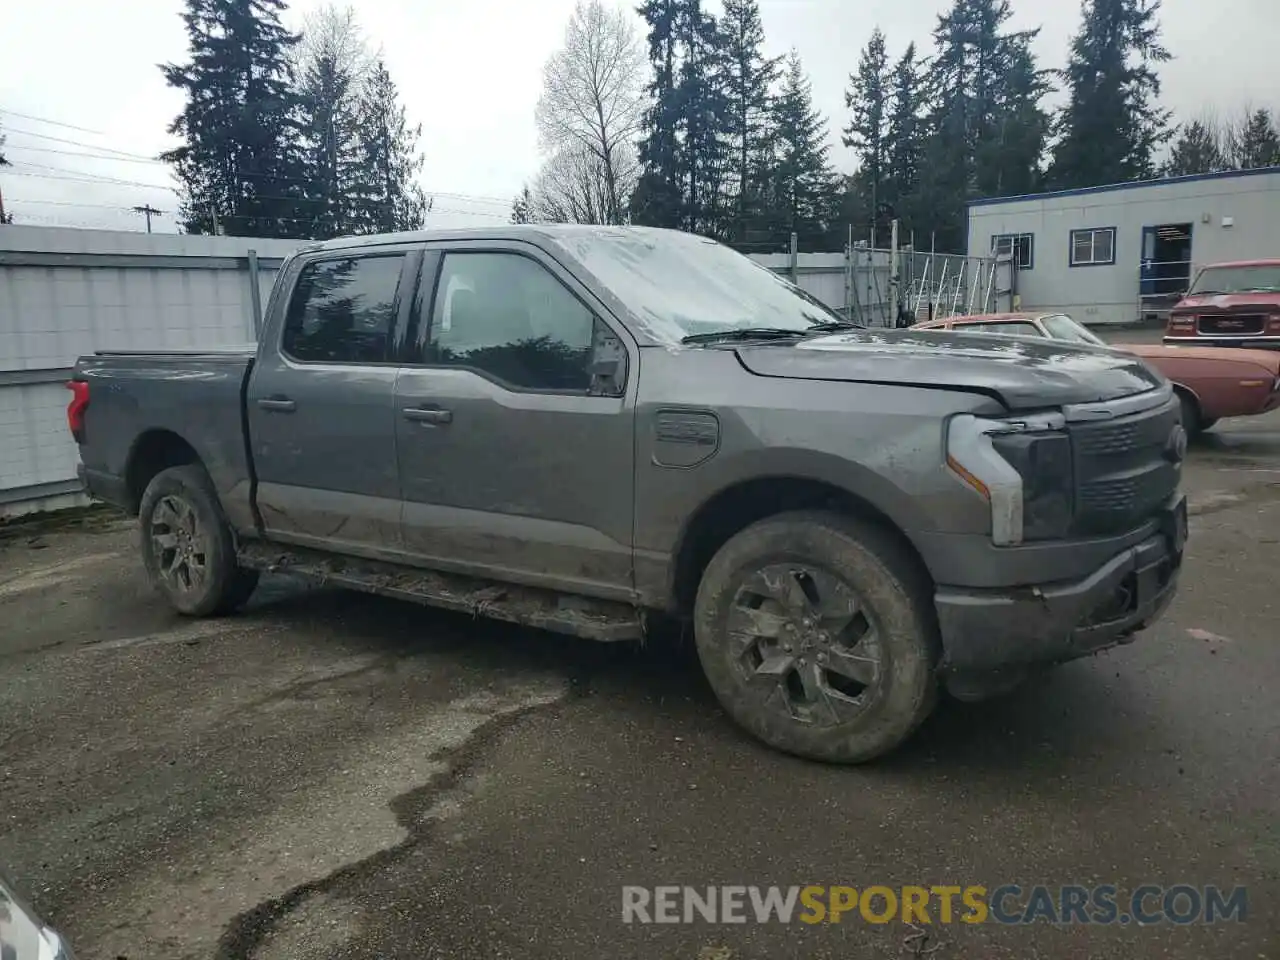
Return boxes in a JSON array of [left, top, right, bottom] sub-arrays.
[[73, 349, 258, 530]]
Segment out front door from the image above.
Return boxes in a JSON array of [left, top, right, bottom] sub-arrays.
[[248, 250, 415, 554], [394, 244, 636, 599]]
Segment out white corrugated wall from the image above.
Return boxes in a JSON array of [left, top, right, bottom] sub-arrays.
[[0, 226, 302, 518]]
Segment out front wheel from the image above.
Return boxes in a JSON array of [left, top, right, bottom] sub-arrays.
[[1178, 392, 1205, 438], [693, 511, 938, 763], [138, 465, 259, 616]]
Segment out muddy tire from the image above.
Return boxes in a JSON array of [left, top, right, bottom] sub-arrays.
[[138, 465, 259, 616], [693, 511, 938, 763]]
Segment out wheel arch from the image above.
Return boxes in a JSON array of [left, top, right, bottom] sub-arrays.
[[669, 473, 934, 616], [125, 429, 204, 513]]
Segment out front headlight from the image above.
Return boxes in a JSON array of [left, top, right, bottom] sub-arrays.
[[946, 412, 1073, 545]]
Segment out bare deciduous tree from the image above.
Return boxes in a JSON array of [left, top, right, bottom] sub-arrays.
[[526, 146, 613, 224], [533, 0, 644, 224]]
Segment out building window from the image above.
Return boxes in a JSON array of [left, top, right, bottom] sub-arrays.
[[1070, 227, 1116, 267], [991, 233, 1034, 270]]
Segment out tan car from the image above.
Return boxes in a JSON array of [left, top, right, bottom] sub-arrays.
[[914, 311, 1280, 435]]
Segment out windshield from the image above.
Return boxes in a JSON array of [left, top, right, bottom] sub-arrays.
[[562, 229, 852, 342], [1188, 264, 1280, 295], [1040, 313, 1106, 346]]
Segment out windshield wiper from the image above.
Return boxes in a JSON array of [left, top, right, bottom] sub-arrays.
[[680, 328, 811, 344], [803, 320, 865, 332]]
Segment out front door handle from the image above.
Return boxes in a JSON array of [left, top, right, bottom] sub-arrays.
[[403, 406, 453, 425], [257, 397, 297, 413]]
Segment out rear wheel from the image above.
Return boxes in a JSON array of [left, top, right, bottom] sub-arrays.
[[693, 511, 938, 763], [138, 465, 259, 616]]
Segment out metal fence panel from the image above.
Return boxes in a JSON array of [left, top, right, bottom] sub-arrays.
[[750, 244, 1009, 327]]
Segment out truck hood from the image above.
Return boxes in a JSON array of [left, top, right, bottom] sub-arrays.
[[1172, 292, 1280, 315], [733, 329, 1165, 409]]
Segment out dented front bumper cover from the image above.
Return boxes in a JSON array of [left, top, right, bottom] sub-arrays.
[[934, 494, 1187, 672]]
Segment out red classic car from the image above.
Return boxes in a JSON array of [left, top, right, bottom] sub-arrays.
[[1164, 259, 1280, 349], [912, 311, 1280, 436]]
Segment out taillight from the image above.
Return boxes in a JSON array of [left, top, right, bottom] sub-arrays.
[[66, 380, 89, 444]]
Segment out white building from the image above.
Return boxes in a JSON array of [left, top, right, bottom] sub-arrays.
[[965, 166, 1280, 325]]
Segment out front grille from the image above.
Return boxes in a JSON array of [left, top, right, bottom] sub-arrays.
[[1069, 395, 1181, 536], [1197, 314, 1265, 335]]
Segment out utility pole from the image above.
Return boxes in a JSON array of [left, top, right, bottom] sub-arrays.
[[132, 204, 163, 233]]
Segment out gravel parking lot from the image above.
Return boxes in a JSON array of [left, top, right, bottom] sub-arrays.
[[3, 406, 1279, 959]]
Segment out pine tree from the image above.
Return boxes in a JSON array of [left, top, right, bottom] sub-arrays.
[[295, 5, 369, 238], [843, 28, 891, 225], [918, 0, 1050, 252], [632, 0, 684, 227], [1048, 0, 1172, 188], [677, 0, 730, 235], [765, 51, 837, 249], [975, 44, 1053, 198], [349, 59, 427, 233], [1165, 119, 1228, 176], [1235, 108, 1280, 169], [719, 0, 780, 244], [884, 43, 924, 229], [511, 186, 534, 224], [161, 0, 310, 237], [631, 0, 731, 234]]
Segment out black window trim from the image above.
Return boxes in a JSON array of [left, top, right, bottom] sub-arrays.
[[405, 243, 631, 398], [1069, 226, 1117, 268], [991, 232, 1035, 270], [278, 249, 419, 367]]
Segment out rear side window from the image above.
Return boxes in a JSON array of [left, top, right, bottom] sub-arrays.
[[425, 252, 599, 392], [961, 321, 1044, 338], [282, 255, 405, 363]]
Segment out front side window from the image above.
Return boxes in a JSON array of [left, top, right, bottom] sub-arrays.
[[991, 233, 1034, 270], [426, 252, 600, 392], [282, 255, 404, 363], [1070, 227, 1116, 267]]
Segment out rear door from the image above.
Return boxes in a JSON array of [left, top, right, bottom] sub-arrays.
[[248, 248, 418, 554], [393, 241, 636, 599]]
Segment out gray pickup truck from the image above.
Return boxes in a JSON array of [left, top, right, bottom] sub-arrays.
[[70, 225, 1188, 762]]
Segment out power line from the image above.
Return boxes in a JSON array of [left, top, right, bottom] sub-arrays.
[[3, 134, 516, 207], [4, 144, 167, 166], [0, 108, 105, 135], [4, 165, 176, 192], [1, 126, 163, 161], [7, 195, 508, 223]]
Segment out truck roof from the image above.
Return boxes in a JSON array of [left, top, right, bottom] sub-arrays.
[[297, 223, 685, 254]]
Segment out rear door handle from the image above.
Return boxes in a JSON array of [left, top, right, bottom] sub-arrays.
[[403, 406, 453, 425], [257, 397, 297, 413]]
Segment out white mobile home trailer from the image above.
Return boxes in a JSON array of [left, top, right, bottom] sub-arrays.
[[966, 166, 1280, 325]]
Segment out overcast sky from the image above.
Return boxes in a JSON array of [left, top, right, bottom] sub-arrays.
[[1, 0, 1275, 234]]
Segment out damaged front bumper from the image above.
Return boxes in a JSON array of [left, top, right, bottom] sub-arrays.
[[934, 494, 1186, 672]]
